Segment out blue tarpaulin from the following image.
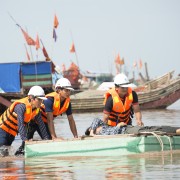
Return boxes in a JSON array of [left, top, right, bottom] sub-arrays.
[[0, 63, 21, 92], [21, 62, 52, 75]]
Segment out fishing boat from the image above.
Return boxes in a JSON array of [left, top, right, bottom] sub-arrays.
[[70, 71, 180, 112], [25, 133, 180, 158]]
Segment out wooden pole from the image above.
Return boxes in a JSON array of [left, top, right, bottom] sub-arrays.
[[145, 62, 150, 81]]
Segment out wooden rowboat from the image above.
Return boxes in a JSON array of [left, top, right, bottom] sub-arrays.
[[70, 72, 180, 112], [25, 133, 180, 158]]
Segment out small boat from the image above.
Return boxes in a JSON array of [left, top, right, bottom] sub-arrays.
[[70, 71, 180, 112], [25, 133, 180, 158]]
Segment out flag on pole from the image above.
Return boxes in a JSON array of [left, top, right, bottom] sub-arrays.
[[53, 29, 57, 42], [70, 42, 75, 53], [35, 34, 40, 50], [139, 59, 143, 69], [115, 53, 121, 64], [40, 39, 50, 61], [120, 58, 125, 65], [54, 14, 59, 28], [20, 28, 35, 46], [42, 46, 50, 61]]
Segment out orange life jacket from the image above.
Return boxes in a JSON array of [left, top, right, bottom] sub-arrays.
[[0, 97, 40, 136], [104, 87, 133, 126], [40, 92, 70, 123]]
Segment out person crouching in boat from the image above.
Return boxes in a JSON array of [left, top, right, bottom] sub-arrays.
[[27, 78, 78, 140], [103, 73, 144, 127], [0, 86, 49, 156], [85, 118, 180, 136]]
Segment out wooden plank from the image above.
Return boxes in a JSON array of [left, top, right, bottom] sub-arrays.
[[0, 95, 11, 107]]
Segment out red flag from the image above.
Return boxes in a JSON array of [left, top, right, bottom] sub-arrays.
[[35, 34, 40, 50], [21, 28, 35, 46], [70, 42, 75, 53], [54, 14, 59, 28], [115, 54, 121, 64], [139, 59, 143, 69], [115, 54, 124, 65], [53, 29, 57, 42], [42, 46, 50, 61]]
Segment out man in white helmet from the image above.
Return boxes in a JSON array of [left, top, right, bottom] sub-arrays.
[[27, 78, 78, 140], [103, 73, 144, 127], [0, 86, 49, 156]]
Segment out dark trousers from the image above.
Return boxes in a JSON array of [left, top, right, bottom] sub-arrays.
[[0, 128, 15, 146], [124, 125, 179, 134], [27, 121, 51, 140]]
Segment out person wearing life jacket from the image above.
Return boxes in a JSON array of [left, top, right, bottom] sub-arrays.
[[103, 73, 144, 127], [0, 86, 49, 156], [43, 78, 78, 139], [27, 78, 78, 140]]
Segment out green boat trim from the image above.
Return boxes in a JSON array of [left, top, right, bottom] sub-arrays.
[[25, 134, 180, 158]]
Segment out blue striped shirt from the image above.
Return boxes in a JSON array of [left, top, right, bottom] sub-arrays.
[[14, 104, 49, 141]]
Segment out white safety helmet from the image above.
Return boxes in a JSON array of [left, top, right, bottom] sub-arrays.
[[114, 73, 136, 87], [28, 86, 47, 100], [55, 78, 74, 90]]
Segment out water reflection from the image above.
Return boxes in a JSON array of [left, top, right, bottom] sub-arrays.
[[24, 151, 180, 179], [0, 158, 25, 179]]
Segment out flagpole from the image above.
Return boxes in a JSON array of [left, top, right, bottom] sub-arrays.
[[51, 29, 55, 61], [70, 31, 80, 70], [24, 44, 30, 61]]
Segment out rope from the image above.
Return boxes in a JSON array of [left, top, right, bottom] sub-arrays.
[[164, 135, 173, 151], [139, 131, 164, 151], [139, 131, 174, 152]]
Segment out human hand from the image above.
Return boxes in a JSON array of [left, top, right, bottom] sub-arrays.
[[117, 122, 127, 127], [137, 121, 144, 126]]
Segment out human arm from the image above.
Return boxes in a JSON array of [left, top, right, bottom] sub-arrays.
[[132, 91, 144, 126], [117, 122, 127, 127], [103, 113, 110, 124], [133, 104, 144, 126], [103, 95, 113, 124], [43, 98, 58, 139], [47, 112, 57, 139], [67, 114, 78, 138], [14, 104, 28, 142]]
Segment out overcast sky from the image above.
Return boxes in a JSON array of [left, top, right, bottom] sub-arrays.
[[0, 0, 180, 79]]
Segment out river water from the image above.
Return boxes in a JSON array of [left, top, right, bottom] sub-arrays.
[[0, 100, 180, 179]]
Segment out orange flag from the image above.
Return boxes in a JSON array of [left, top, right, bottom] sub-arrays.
[[21, 28, 35, 46], [115, 53, 121, 64], [54, 14, 59, 28], [42, 46, 50, 61], [120, 58, 125, 65], [70, 42, 75, 53], [35, 34, 40, 50], [139, 59, 143, 69]]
